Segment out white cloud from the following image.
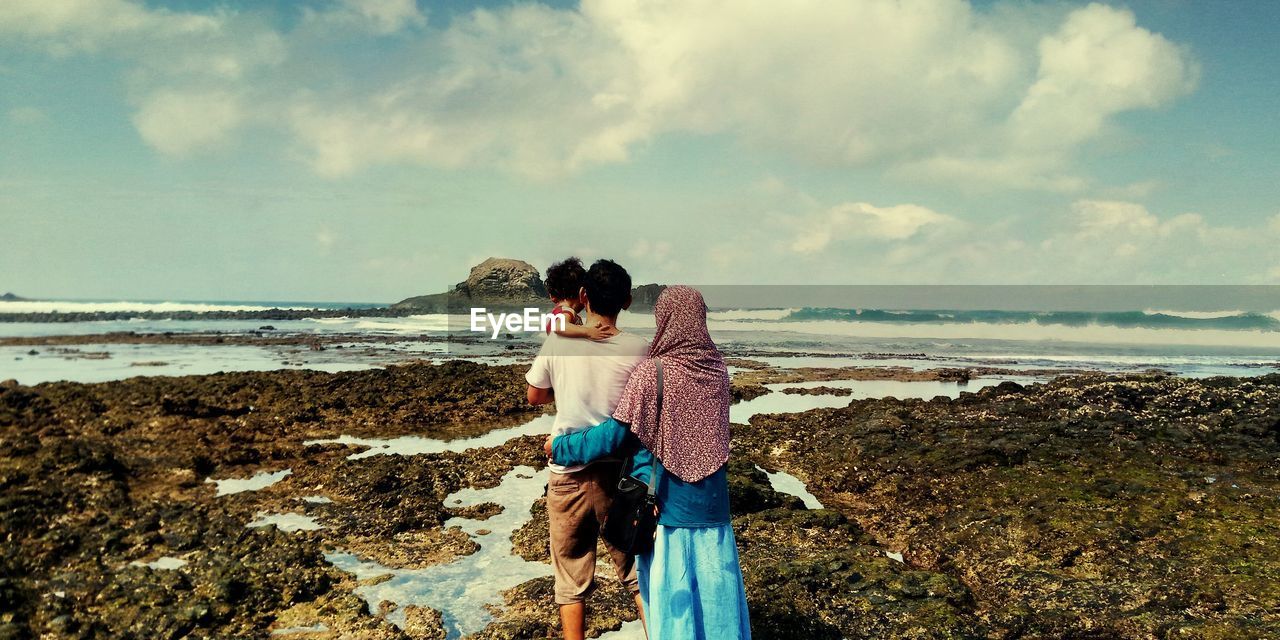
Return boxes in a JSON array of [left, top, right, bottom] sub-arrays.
[[1072, 199, 1160, 236], [1, 0, 1198, 188], [1011, 4, 1197, 150], [629, 239, 672, 262], [791, 202, 952, 254], [0, 0, 222, 55], [339, 0, 426, 34], [1018, 200, 1275, 282], [896, 3, 1196, 191], [284, 1, 1194, 184], [301, 0, 427, 35], [701, 187, 1280, 284], [132, 90, 244, 155]]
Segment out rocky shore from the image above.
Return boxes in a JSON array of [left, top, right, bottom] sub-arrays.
[[3, 362, 1277, 638], [0, 307, 418, 324], [734, 372, 1280, 638]]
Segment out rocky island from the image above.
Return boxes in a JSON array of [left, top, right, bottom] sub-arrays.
[[392, 257, 666, 313], [392, 258, 551, 314], [0, 260, 664, 323]]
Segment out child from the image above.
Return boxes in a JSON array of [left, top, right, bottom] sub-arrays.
[[545, 257, 618, 340]]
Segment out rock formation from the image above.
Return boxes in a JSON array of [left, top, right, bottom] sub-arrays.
[[393, 258, 667, 313], [393, 258, 548, 312], [628, 283, 666, 311]]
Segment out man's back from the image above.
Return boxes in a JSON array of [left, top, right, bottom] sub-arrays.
[[526, 331, 649, 474]]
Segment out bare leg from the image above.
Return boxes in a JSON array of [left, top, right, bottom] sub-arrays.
[[559, 602, 586, 640], [634, 593, 648, 638]]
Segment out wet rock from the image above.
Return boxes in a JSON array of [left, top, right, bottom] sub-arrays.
[[734, 364, 1077, 386], [735, 508, 982, 639], [10, 359, 1278, 639], [725, 358, 772, 370], [472, 576, 636, 640], [731, 382, 771, 403], [737, 373, 1280, 637], [727, 458, 805, 515], [510, 497, 550, 563], [780, 385, 853, 396], [401, 605, 447, 639], [446, 501, 503, 521], [0, 362, 546, 638]]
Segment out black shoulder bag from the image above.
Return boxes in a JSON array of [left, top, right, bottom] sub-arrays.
[[601, 358, 662, 556]]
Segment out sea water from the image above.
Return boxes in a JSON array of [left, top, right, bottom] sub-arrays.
[[4, 299, 1280, 384]]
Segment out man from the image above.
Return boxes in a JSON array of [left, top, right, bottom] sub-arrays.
[[525, 259, 649, 639]]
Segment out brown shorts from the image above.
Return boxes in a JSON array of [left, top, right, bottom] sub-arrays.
[[546, 461, 639, 605]]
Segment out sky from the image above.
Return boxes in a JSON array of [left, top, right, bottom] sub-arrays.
[[1, 0, 1278, 302]]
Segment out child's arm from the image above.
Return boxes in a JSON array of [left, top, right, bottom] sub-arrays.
[[554, 322, 619, 341]]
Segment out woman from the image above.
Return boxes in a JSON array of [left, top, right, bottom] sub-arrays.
[[545, 285, 752, 640]]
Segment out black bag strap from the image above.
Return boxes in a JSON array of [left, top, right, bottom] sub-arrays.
[[648, 358, 663, 497]]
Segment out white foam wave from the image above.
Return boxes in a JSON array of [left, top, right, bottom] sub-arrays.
[[0, 300, 317, 314], [352, 315, 451, 333], [1143, 309, 1250, 319], [707, 318, 1280, 349], [707, 308, 795, 321]]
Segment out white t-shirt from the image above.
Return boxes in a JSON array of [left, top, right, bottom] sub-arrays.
[[525, 331, 650, 474]]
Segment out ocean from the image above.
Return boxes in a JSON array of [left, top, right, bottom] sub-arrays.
[[3, 298, 1279, 385]]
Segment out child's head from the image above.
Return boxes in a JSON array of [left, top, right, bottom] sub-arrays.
[[545, 257, 586, 308]]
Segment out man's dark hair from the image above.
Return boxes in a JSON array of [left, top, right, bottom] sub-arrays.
[[545, 257, 586, 301], [583, 259, 632, 317]]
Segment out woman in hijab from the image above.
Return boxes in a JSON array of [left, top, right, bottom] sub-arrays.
[[545, 285, 752, 640]]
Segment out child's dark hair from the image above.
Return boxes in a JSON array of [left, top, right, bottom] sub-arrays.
[[545, 257, 586, 301], [583, 259, 632, 316]]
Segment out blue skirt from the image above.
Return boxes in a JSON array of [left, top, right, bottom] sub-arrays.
[[637, 523, 752, 640]]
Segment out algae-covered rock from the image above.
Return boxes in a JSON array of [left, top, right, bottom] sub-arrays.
[[737, 373, 1280, 637], [0, 361, 545, 639]]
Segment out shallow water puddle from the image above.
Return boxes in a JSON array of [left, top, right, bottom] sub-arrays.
[[270, 623, 329, 635], [598, 619, 647, 639], [206, 468, 292, 496], [325, 465, 551, 638], [730, 377, 1033, 423], [755, 464, 824, 509], [129, 556, 187, 570], [304, 414, 555, 459], [248, 512, 324, 532]]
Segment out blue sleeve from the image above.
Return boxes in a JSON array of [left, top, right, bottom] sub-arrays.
[[629, 446, 655, 486], [551, 417, 631, 466]]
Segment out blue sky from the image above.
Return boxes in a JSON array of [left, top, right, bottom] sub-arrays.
[[2, 0, 1278, 302]]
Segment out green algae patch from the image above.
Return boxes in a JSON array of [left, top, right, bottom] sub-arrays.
[[737, 374, 1280, 638]]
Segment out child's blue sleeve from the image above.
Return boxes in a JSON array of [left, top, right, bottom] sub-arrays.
[[551, 417, 631, 466]]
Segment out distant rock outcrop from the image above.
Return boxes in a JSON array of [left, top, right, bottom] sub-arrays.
[[393, 258, 549, 312], [456, 258, 548, 301], [1, 292, 26, 301], [393, 258, 666, 313], [629, 283, 667, 311]]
